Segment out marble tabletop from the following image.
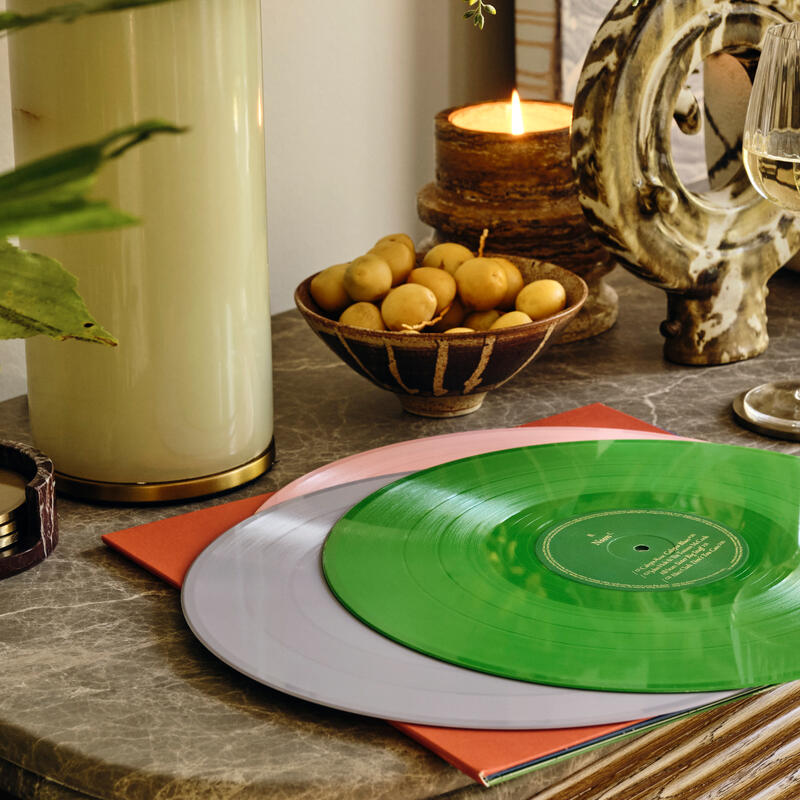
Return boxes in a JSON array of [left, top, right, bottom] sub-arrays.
[[2, 267, 800, 800]]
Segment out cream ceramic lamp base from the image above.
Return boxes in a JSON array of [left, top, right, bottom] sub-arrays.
[[9, 0, 274, 494]]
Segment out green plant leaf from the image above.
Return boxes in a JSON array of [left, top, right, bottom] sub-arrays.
[[0, 1, 188, 345], [0, 120, 183, 342], [461, 0, 494, 28], [0, 120, 184, 238], [0, 0, 177, 32], [0, 240, 116, 344]]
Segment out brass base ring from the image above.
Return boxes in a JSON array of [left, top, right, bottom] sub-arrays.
[[54, 440, 275, 503]]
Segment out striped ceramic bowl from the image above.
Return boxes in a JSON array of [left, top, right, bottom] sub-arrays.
[[295, 256, 587, 417]]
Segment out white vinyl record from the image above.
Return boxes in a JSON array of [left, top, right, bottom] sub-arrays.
[[183, 455, 740, 729]]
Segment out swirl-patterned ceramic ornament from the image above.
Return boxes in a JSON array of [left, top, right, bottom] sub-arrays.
[[572, 0, 800, 365]]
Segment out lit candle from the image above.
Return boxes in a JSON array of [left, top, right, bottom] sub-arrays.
[[448, 90, 573, 135], [417, 92, 617, 342]]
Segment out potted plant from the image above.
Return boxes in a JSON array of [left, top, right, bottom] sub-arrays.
[[0, 0, 496, 347], [0, 0, 184, 346]]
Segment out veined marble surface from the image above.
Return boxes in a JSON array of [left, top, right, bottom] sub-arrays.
[[1, 267, 800, 800]]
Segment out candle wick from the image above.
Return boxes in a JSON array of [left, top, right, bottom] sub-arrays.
[[478, 228, 489, 258]]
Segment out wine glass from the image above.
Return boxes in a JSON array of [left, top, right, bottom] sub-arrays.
[[737, 21, 800, 438]]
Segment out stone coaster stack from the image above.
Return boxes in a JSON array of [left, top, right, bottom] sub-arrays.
[[0, 467, 27, 559], [0, 441, 57, 580]]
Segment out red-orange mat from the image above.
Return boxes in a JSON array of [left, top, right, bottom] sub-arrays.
[[104, 404, 696, 786]]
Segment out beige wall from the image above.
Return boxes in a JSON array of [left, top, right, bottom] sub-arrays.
[[0, 0, 514, 402], [262, 0, 514, 319]]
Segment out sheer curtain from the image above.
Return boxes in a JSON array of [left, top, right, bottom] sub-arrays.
[[514, 0, 605, 101], [514, 0, 560, 100]]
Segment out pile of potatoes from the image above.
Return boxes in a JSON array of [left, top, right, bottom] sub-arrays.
[[309, 233, 567, 333]]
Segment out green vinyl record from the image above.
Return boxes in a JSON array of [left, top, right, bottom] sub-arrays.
[[322, 439, 800, 692]]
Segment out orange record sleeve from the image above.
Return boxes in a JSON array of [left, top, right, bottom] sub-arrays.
[[104, 404, 718, 786]]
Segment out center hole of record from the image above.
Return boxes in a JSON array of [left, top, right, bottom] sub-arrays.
[[634, 545, 650, 551]]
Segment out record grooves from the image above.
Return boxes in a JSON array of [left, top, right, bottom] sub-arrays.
[[323, 439, 800, 692], [182, 429, 743, 729]]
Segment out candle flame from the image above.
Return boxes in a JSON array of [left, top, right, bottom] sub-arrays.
[[510, 89, 524, 135]]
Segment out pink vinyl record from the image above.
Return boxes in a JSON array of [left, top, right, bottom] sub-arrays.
[[259, 425, 681, 512]]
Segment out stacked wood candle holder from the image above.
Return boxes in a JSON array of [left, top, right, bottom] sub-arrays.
[[417, 104, 617, 341]]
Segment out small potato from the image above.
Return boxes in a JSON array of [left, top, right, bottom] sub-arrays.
[[515, 279, 566, 320], [310, 263, 350, 313], [464, 309, 501, 331], [343, 254, 393, 302], [445, 326, 476, 333], [339, 302, 385, 330], [493, 258, 525, 309], [429, 297, 466, 332], [422, 242, 474, 275], [370, 241, 415, 286], [455, 258, 508, 311], [381, 283, 438, 331], [490, 310, 533, 330], [374, 233, 415, 254], [408, 267, 457, 313]]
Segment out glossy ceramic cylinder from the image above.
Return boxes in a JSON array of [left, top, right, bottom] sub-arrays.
[[7, 0, 273, 490]]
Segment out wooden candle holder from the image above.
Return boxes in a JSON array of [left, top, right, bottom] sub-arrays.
[[417, 104, 617, 341], [0, 441, 57, 580]]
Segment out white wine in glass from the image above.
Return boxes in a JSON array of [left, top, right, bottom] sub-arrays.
[[738, 21, 800, 437]]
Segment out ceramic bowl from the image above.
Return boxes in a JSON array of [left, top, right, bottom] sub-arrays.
[[294, 256, 587, 417]]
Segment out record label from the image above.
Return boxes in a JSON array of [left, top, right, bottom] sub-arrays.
[[535, 509, 748, 591]]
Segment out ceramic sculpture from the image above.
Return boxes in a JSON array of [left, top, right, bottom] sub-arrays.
[[572, 0, 800, 364]]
